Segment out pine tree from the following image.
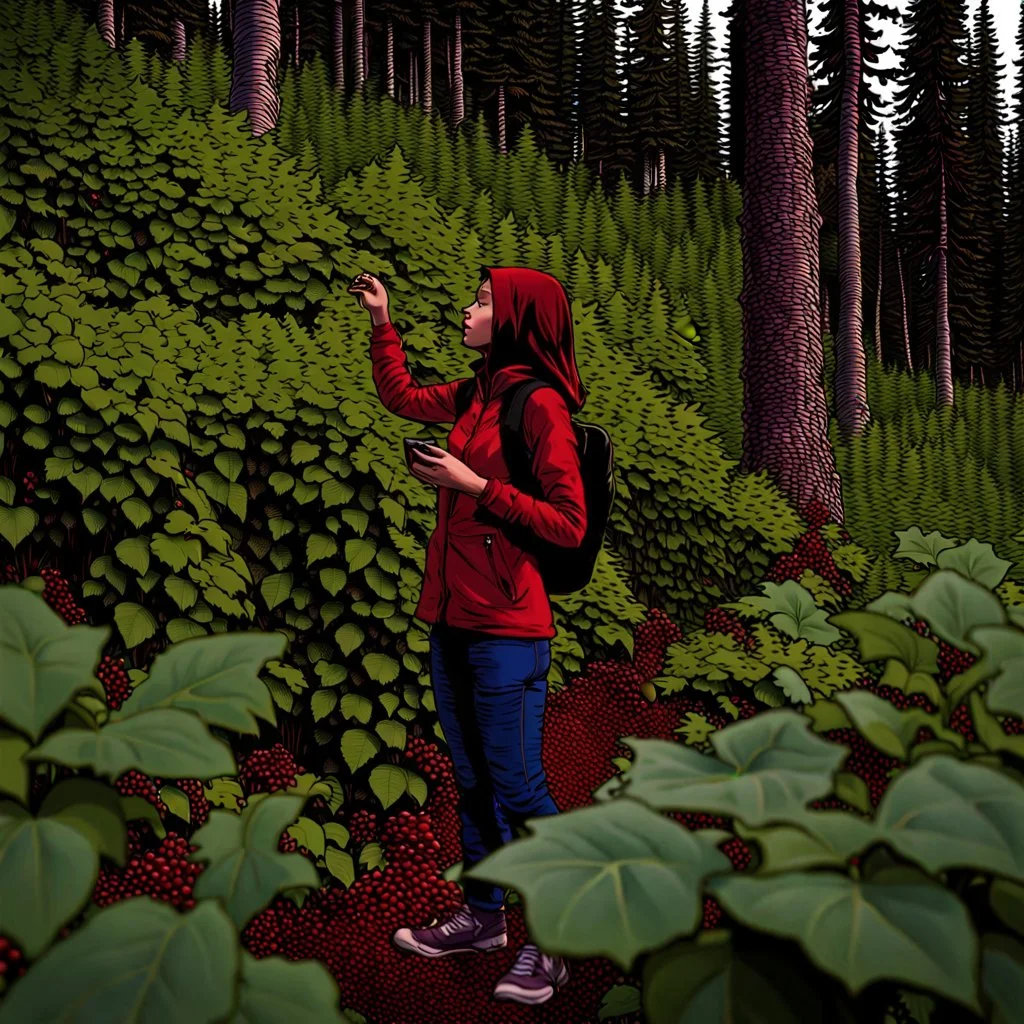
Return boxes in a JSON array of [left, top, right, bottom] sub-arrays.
[[724, 0, 745, 185], [578, 0, 626, 182], [665, 0, 695, 183], [626, 0, 673, 194], [693, 0, 722, 179]]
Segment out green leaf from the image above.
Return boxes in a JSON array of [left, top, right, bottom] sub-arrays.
[[983, 935, 1024, 1024], [312, 689, 337, 721], [829, 610, 939, 674], [359, 841, 386, 870], [0, 800, 98, 958], [324, 822, 350, 848], [738, 811, 875, 874], [112, 632, 283, 734], [893, 527, 957, 567], [970, 625, 1024, 719], [261, 572, 293, 610], [936, 539, 1012, 589], [772, 666, 811, 704], [307, 533, 338, 566], [0, 730, 30, 804], [191, 794, 319, 929], [618, 710, 846, 827], [120, 794, 168, 838], [215, 451, 244, 483], [875, 757, 1024, 882], [990, 879, 1024, 935], [115, 536, 151, 576], [376, 719, 407, 750], [598, 984, 642, 1021], [466, 797, 730, 969], [362, 652, 400, 684], [165, 575, 199, 611], [121, 496, 153, 529], [340, 693, 373, 724], [82, 508, 107, 535], [114, 602, 158, 649], [160, 784, 192, 823], [909, 569, 1007, 654], [27, 708, 236, 780], [709, 867, 980, 1011], [168, 619, 207, 643], [325, 847, 356, 888], [287, 817, 326, 858], [336, 622, 364, 656], [345, 537, 377, 572], [0, 588, 108, 741], [341, 729, 380, 772], [39, 778, 127, 866], [834, 691, 963, 761], [229, 950, 348, 1024], [0, 506, 39, 550], [320, 567, 348, 596], [743, 581, 841, 644], [0, 899, 238, 1024], [369, 764, 410, 810]]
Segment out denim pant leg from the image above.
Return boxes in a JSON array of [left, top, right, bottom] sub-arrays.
[[429, 627, 514, 912]]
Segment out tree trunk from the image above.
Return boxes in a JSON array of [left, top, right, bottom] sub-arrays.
[[409, 50, 417, 105], [353, 0, 365, 90], [642, 152, 652, 196], [935, 157, 953, 407], [835, 0, 868, 435], [333, 0, 344, 91], [119, 4, 125, 45], [99, 0, 115, 48], [896, 245, 913, 371], [874, 218, 883, 362], [821, 277, 830, 336], [423, 17, 433, 113], [172, 17, 186, 60], [293, 4, 299, 67], [658, 147, 667, 191], [497, 83, 507, 153], [738, 0, 843, 521], [386, 17, 394, 98], [452, 12, 465, 128], [229, 0, 282, 137]]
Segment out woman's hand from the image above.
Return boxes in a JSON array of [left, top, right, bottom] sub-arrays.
[[348, 271, 390, 326], [409, 445, 488, 497]]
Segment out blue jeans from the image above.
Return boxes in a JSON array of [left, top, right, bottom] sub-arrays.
[[429, 623, 560, 912]]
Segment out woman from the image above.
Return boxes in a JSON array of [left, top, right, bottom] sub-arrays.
[[348, 267, 587, 1007]]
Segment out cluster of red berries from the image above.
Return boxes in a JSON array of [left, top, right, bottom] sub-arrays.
[[278, 831, 299, 853], [824, 727, 899, 807], [704, 606, 756, 650], [238, 744, 304, 793], [21, 470, 36, 505], [0, 935, 26, 986], [348, 809, 379, 846], [858, 676, 934, 713], [632, 607, 683, 680], [97, 655, 133, 710], [92, 834, 202, 911], [381, 810, 440, 859], [937, 639, 977, 683], [40, 567, 87, 625], [425, 776, 462, 872], [702, 896, 723, 929], [766, 528, 852, 597], [727, 695, 758, 719], [721, 837, 751, 871], [151, 776, 210, 830], [801, 501, 833, 529], [114, 770, 167, 816], [243, 896, 331, 962], [2, 563, 18, 584], [403, 737, 453, 785]]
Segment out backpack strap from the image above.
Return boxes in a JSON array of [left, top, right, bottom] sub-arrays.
[[503, 379, 555, 458]]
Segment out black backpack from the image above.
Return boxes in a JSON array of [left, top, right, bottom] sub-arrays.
[[455, 377, 615, 595]]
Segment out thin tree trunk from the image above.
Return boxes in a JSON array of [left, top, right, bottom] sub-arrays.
[[99, 0, 115, 48], [835, 0, 868, 435], [821, 278, 830, 336], [423, 17, 433, 113], [896, 245, 913, 371], [497, 83, 507, 153], [229, 0, 282, 137], [658, 147, 667, 191], [333, 0, 344, 91], [386, 17, 394, 98], [979, 365, 985, 387], [120, 4, 125, 45], [353, 0, 365, 90], [874, 218, 883, 361], [738, 0, 843, 521], [172, 17, 186, 60], [293, 5, 300, 67], [446, 32, 452, 95], [643, 152, 652, 196], [227, 0, 234, 33], [452, 12, 465, 128], [935, 157, 954, 407], [409, 50, 417, 105]]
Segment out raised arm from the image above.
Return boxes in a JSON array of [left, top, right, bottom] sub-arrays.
[[476, 388, 587, 548]]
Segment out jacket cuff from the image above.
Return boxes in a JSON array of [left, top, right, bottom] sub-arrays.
[[477, 478, 514, 518]]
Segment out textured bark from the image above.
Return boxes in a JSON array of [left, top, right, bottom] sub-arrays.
[[821, 277, 830, 335], [293, 5, 299, 67], [172, 18, 186, 60], [835, 0, 868, 436], [935, 158, 953, 406], [386, 16, 394, 98], [874, 219, 883, 361], [353, 0, 365, 90], [657, 147, 667, 191], [497, 83, 507, 153], [896, 246, 913, 371], [423, 17, 433, 113], [229, 0, 282, 138], [409, 50, 417, 105], [739, 0, 843, 521], [119, 5, 125, 45], [333, 0, 344, 91], [452, 13, 465, 128], [99, 0, 115, 48]]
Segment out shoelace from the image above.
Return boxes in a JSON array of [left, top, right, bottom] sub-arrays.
[[438, 906, 475, 936], [509, 943, 543, 976]]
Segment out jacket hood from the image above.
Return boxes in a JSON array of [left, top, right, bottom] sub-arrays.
[[470, 266, 587, 414]]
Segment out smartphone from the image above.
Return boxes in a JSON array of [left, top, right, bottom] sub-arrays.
[[403, 438, 434, 468]]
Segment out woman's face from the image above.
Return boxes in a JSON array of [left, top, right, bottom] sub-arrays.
[[462, 280, 493, 349]]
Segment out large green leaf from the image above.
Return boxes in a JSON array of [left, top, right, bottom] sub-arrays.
[[0, 898, 238, 1024], [0, 800, 98, 958], [27, 708, 236, 779], [982, 934, 1024, 1024], [618, 710, 846, 826], [969, 625, 1024, 719], [229, 951, 347, 1024], [112, 632, 284, 733], [261, 572, 293, 610], [908, 569, 1007, 654], [362, 652, 400, 684], [892, 527, 957, 567], [114, 601, 158, 648], [191, 794, 319, 929], [740, 581, 840, 644], [833, 691, 963, 760], [0, 506, 38, 550], [0, 588, 107, 741], [39, 777, 127, 866], [935, 539, 1013, 589], [341, 728, 381, 772], [368, 764, 423, 809], [709, 867, 980, 1012], [114, 536, 151, 576], [464, 797, 730, 969], [828, 610, 938, 674], [0, 729, 30, 804], [738, 811, 876, 874], [875, 757, 1024, 882]]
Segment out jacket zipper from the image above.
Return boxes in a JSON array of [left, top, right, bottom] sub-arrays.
[[485, 534, 515, 600]]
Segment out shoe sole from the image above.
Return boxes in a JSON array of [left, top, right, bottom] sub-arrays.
[[392, 928, 508, 958], [492, 964, 570, 1005]]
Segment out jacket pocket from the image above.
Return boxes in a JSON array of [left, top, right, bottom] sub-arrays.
[[484, 533, 517, 601]]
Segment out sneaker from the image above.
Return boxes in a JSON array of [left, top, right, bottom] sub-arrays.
[[492, 943, 570, 1005], [392, 904, 507, 958]]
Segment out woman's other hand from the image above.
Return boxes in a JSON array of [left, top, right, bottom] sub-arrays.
[[409, 445, 487, 497], [348, 272, 390, 326]]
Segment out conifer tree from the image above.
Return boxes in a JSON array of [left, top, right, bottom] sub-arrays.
[[693, 0, 722, 179], [626, 0, 673, 194], [578, 0, 625, 181], [724, 0, 745, 185], [665, 0, 695, 183]]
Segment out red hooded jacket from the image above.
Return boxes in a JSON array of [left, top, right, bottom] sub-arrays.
[[369, 267, 588, 639]]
